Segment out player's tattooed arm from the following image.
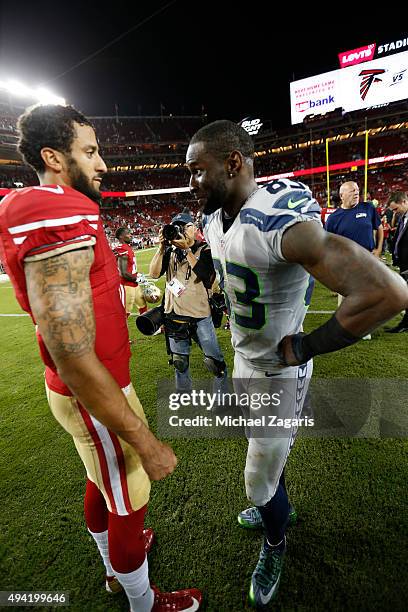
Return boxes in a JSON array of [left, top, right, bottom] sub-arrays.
[[24, 248, 177, 480], [281, 221, 408, 336], [25, 248, 95, 359]]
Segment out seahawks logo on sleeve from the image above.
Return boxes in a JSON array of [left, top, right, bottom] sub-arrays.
[[265, 178, 321, 218]]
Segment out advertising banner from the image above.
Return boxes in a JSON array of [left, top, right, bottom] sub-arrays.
[[290, 50, 408, 124]]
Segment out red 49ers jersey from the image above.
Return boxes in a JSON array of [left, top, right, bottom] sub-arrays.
[[321, 207, 335, 227], [113, 242, 138, 287], [0, 185, 131, 395]]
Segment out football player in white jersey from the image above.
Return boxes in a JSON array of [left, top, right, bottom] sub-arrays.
[[186, 120, 408, 608]]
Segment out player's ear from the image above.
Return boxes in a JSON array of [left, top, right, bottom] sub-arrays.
[[40, 147, 64, 173], [226, 150, 243, 178]]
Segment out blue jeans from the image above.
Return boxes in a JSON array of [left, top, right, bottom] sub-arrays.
[[168, 315, 227, 392]]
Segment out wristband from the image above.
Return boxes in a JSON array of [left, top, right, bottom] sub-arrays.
[[278, 316, 361, 366]]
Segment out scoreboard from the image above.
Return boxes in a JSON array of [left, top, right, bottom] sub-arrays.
[[290, 49, 408, 124]]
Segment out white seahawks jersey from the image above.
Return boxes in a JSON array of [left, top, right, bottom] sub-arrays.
[[203, 179, 321, 370]]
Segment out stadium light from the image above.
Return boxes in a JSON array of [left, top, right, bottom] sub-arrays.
[[6, 79, 32, 98], [0, 78, 65, 105], [35, 86, 65, 105]]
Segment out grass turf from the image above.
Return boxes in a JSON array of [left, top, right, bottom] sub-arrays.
[[0, 248, 407, 611]]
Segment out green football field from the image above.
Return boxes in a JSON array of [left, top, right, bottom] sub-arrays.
[[0, 248, 407, 611]]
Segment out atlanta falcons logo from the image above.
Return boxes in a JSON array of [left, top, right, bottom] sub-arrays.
[[359, 69, 386, 100]]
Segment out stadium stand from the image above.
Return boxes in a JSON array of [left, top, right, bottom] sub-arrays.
[[1, 101, 408, 229]]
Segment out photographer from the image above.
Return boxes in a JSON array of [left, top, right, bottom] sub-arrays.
[[149, 210, 227, 392]]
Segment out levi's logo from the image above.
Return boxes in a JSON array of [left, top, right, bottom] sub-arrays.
[[338, 44, 376, 68]]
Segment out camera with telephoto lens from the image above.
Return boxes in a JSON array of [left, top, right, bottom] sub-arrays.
[[136, 306, 164, 335], [162, 222, 184, 241]]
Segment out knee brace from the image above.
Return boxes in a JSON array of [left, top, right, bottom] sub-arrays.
[[204, 355, 226, 378], [172, 353, 189, 373]]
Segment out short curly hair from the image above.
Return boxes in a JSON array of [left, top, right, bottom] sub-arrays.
[[17, 104, 93, 173]]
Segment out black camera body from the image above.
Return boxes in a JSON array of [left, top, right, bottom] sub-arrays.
[[162, 223, 184, 241]]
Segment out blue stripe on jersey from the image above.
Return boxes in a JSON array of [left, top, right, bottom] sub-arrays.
[[304, 275, 315, 306], [240, 208, 296, 232]]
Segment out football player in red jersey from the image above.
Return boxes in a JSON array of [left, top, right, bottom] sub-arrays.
[[113, 227, 161, 316], [113, 227, 145, 313], [320, 204, 335, 227], [0, 104, 201, 612]]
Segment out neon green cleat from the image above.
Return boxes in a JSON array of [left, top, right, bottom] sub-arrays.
[[248, 537, 286, 608], [238, 504, 297, 529]]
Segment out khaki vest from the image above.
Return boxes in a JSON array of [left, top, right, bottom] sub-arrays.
[[164, 245, 211, 318]]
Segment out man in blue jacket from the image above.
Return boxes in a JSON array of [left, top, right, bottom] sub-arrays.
[[325, 181, 383, 255], [325, 181, 383, 339]]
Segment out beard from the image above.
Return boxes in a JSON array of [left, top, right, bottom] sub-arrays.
[[201, 181, 229, 215], [67, 157, 102, 203]]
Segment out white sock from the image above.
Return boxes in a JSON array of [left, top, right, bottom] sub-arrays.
[[114, 557, 154, 612], [88, 529, 113, 577]]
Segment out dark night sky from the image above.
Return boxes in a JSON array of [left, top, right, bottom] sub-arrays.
[[0, 1, 402, 128]]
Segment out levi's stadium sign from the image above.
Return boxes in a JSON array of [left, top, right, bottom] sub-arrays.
[[338, 36, 408, 68], [338, 44, 376, 68], [290, 50, 408, 124], [377, 36, 408, 57]]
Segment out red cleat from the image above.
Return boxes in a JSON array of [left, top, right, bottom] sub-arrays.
[[151, 584, 202, 611], [105, 528, 156, 594]]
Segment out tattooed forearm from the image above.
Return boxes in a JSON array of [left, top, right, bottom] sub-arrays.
[[25, 248, 96, 360]]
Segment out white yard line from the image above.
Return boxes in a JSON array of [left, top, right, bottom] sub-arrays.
[[307, 310, 335, 314]]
